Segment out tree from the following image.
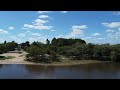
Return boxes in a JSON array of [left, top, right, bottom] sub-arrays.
[[110, 51, 118, 62], [31, 41, 38, 46], [20, 41, 30, 51], [31, 41, 43, 46], [49, 52, 59, 62], [12, 41, 15, 43], [0, 45, 3, 54], [26, 46, 48, 63], [51, 37, 56, 45], [25, 41, 30, 47], [17, 45, 21, 53], [24, 37, 120, 63], [46, 39, 50, 45], [51, 38, 86, 46], [4, 41, 7, 44]]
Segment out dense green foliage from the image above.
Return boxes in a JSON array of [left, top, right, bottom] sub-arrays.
[[51, 38, 86, 46], [1, 38, 120, 64], [25, 38, 87, 63], [25, 38, 120, 63], [0, 41, 18, 54], [19, 41, 30, 51]]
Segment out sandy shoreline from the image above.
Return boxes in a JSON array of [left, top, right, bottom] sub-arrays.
[[0, 51, 34, 64], [0, 51, 109, 66]]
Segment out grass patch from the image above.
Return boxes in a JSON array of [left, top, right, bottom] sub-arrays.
[[0, 56, 15, 60]]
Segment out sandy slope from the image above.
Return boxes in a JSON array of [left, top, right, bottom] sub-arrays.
[[0, 51, 33, 64]]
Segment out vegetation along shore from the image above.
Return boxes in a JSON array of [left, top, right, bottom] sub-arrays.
[[0, 38, 120, 65]]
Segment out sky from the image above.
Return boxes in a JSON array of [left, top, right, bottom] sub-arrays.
[[0, 11, 120, 44]]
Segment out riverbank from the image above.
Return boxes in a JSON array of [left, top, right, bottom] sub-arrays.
[[0, 51, 33, 64], [0, 51, 110, 65], [33, 60, 109, 66]]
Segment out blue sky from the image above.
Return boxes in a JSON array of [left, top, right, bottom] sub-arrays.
[[0, 11, 120, 44]]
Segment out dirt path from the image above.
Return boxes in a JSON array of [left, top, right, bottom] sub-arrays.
[[0, 51, 34, 64]]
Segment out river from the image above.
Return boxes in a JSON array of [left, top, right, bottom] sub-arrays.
[[0, 62, 120, 79]]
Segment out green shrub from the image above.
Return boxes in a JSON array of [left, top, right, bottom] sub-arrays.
[[110, 51, 118, 62]]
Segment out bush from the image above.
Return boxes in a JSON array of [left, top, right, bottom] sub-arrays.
[[110, 51, 118, 62], [26, 46, 50, 63], [49, 54, 60, 62], [0, 50, 3, 54]]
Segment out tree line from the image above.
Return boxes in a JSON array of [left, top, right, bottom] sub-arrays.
[[25, 38, 120, 63], [0, 41, 18, 54], [0, 38, 120, 63]]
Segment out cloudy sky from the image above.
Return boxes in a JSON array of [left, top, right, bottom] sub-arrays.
[[0, 11, 120, 44]]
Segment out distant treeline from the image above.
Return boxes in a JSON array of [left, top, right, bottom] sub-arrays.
[[51, 38, 86, 46], [0, 41, 18, 54], [0, 38, 120, 63], [25, 38, 120, 63]]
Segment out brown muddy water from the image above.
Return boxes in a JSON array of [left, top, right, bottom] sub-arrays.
[[0, 62, 120, 79]]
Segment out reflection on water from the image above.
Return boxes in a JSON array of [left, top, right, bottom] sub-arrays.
[[0, 64, 3, 68], [25, 65, 55, 74], [0, 62, 120, 79]]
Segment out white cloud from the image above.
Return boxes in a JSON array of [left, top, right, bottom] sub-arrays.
[[115, 31, 120, 35], [31, 33, 41, 36], [15, 39, 22, 44], [8, 26, 14, 30], [83, 37, 107, 44], [56, 28, 86, 39], [64, 25, 87, 38], [101, 22, 120, 44], [38, 11, 51, 14], [0, 38, 4, 43], [38, 15, 49, 19], [9, 36, 22, 43], [85, 37, 92, 39], [9, 36, 17, 39], [51, 30, 56, 32], [65, 34, 77, 38], [28, 37, 46, 43], [21, 27, 29, 30], [70, 25, 87, 35], [105, 29, 120, 44], [0, 29, 8, 34], [71, 29, 84, 35], [60, 11, 68, 13], [56, 34, 83, 39], [24, 24, 52, 30], [106, 29, 114, 33], [56, 34, 64, 38], [29, 38, 37, 42], [98, 38, 105, 40], [118, 28, 120, 31], [33, 19, 48, 25], [23, 19, 52, 30], [25, 31, 31, 33], [113, 11, 120, 15], [102, 22, 120, 28], [18, 33, 26, 37], [92, 33, 101, 36], [72, 25, 87, 30], [106, 33, 120, 44]]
